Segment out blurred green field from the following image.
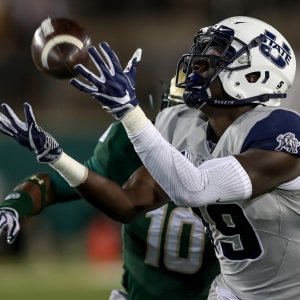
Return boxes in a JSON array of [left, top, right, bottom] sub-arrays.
[[0, 257, 123, 300]]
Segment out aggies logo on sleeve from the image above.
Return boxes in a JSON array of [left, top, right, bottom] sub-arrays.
[[276, 132, 300, 154]]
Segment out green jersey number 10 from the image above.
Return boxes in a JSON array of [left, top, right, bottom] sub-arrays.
[[145, 204, 205, 274]]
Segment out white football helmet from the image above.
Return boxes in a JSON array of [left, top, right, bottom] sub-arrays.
[[176, 16, 296, 108]]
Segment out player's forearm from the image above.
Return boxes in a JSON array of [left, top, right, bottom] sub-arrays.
[[74, 169, 144, 223], [1, 173, 57, 220], [14, 174, 51, 212], [49, 151, 166, 223], [122, 108, 252, 206]]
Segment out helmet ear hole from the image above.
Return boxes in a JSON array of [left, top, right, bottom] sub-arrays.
[[245, 72, 261, 83]]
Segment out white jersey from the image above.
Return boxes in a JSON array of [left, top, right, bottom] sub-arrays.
[[154, 104, 300, 300]]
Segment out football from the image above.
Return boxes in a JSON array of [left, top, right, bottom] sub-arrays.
[[31, 17, 92, 79]]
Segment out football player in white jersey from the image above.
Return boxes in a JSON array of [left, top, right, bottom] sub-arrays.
[[1, 16, 300, 299]]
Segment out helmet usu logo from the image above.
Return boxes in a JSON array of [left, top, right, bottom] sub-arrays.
[[259, 30, 292, 68]]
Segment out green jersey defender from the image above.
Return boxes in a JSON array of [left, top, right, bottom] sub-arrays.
[[50, 121, 219, 300], [0, 72, 219, 300]]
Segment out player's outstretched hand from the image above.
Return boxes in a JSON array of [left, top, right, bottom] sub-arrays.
[[0, 103, 63, 164], [70, 42, 142, 120], [0, 208, 20, 244]]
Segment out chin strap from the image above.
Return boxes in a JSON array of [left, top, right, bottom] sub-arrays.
[[213, 93, 287, 106], [183, 89, 286, 109]]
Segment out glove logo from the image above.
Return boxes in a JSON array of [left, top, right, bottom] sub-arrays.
[[4, 193, 21, 200]]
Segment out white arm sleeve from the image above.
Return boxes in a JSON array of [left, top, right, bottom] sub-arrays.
[[126, 120, 252, 207]]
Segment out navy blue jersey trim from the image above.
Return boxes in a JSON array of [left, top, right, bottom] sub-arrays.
[[241, 109, 300, 155]]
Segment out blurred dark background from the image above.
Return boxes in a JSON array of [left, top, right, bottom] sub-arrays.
[[0, 1, 300, 298]]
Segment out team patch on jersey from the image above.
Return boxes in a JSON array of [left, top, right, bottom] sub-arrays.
[[181, 150, 192, 162], [181, 150, 211, 166], [276, 132, 300, 154], [198, 157, 211, 166]]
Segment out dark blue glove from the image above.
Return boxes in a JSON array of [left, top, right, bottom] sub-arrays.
[[0, 103, 63, 163], [70, 42, 142, 120]]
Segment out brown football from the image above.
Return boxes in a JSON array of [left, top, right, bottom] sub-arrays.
[[31, 17, 92, 79]]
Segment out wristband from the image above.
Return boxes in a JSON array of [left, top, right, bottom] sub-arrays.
[[121, 106, 150, 135], [20, 175, 46, 208], [50, 152, 88, 187], [0, 190, 34, 220]]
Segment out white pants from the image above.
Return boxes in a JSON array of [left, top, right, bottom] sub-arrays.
[[215, 286, 240, 300], [108, 289, 129, 300], [208, 284, 240, 300]]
